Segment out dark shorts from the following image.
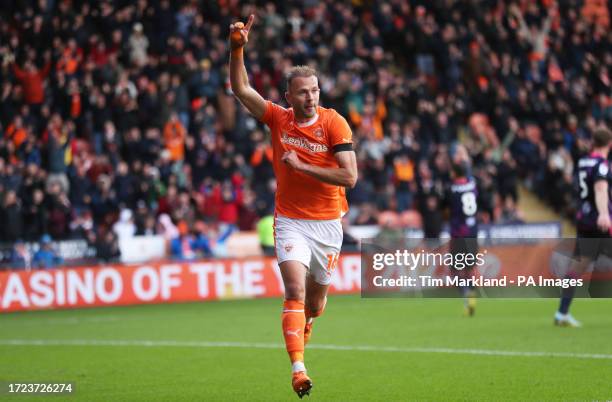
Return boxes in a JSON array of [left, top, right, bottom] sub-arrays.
[[574, 227, 612, 260], [449, 238, 479, 270]]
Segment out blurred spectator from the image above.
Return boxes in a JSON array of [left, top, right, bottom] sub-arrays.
[[163, 112, 187, 162], [44, 116, 72, 193], [500, 197, 525, 224], [45, 181, 71, 239], [10, 240, 31, 270], [157, 213, 180, 241], [207, 223, 236, 258], [5, 116, 27, 150], [129, 23, 149, 67], [23, 188, 47, 241], [11, 54, 51, 106], [256, 214, 275, 256], [249, 135, 274, 192], [170, 221, 211, 260], [416, 161, 444, 238], [134, 201, 156, 235], [546, 139, 574, 214], [95, 230, 121, 263], [113, 209, 136, 241], [2, 190, 23, 241], [69, 209, 94, 239], [32, 234, 63, 269], [392, 153, 416, 212]]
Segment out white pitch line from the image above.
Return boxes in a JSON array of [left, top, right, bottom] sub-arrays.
[[0, 339, 611, 360], [1, 316, 120, 326]]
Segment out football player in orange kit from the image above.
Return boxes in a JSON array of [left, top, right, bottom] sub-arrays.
[[229, 15, 358, 399]]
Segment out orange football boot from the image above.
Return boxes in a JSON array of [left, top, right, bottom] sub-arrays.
[[292, 371, 312, 398]]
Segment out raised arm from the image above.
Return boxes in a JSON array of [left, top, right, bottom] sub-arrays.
[[12, 62, 26, 80], [229, 14, 266, 120]]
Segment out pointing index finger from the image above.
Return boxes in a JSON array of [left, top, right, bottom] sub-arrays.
[[244, 14, 255, 32]]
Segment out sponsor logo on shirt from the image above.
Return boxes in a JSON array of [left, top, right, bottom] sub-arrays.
[[281, 133, 328, 153], [599, 162, 609, 176]]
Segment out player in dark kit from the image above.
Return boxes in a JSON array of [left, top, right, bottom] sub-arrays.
[[449, 165, 478, 239], [447, 146, 479, 316], [555, 128, 612, 327]]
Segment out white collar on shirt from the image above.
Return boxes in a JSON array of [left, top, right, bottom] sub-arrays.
[[295, 113, 319, 128]]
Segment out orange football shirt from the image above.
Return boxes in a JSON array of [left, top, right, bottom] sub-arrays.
[[261, 101, 353, 220]]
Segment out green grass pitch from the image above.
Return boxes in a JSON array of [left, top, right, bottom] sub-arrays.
[[1, 296, 611, 401]]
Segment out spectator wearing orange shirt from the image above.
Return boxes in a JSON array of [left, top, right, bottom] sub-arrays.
[[393, 153, 416, 212], [12, 56, 51, 107], [56, 38, 83, 76], [5, 116, 28, 150], [250, 139, 274, 192], [163, 112, 186, 162], [349, 94, 387, 140]]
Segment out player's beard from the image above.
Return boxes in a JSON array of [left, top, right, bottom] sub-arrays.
[[303, 103, 317, 118]]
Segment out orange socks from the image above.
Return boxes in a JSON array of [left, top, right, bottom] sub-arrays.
[[282, 299, 305, 364]]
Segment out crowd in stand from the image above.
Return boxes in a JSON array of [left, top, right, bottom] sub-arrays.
[[0, 0, 610, 266]]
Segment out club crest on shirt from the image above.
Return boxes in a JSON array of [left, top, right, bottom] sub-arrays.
[[284, 244, 293, 253], [314, 128, 324, 138]]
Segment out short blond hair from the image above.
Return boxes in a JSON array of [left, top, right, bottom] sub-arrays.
[[286, 65, 318, 89], [593, 127, 612, 148]]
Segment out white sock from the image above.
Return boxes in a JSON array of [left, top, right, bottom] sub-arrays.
[[292, 361, 306, 373]]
